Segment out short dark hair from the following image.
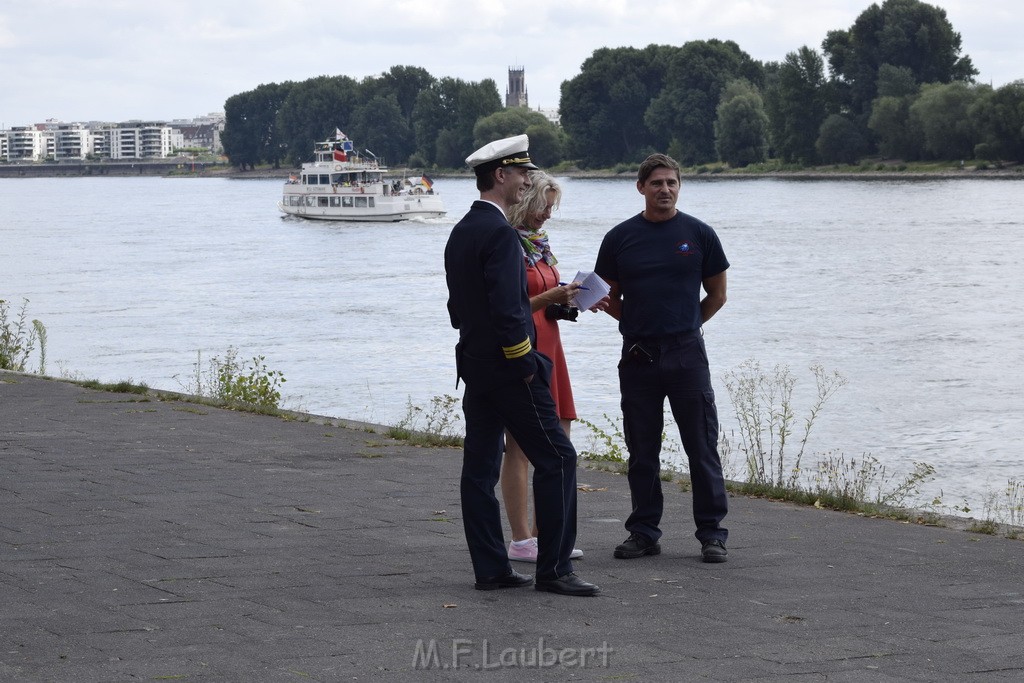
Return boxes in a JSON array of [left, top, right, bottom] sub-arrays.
[[637, 153, 681, 184], [474, 163, 498, 192]]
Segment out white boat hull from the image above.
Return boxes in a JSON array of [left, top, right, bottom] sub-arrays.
[[278, 194, 446, 222]]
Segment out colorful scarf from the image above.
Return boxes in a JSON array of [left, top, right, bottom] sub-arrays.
[[515, 227, 558, 267]]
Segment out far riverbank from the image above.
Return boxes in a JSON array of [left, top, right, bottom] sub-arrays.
[[192, 161, 1024, 181], [2, 159, 1021, 181]]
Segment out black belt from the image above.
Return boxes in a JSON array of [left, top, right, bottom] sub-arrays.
[[624, 329, 702, 347]]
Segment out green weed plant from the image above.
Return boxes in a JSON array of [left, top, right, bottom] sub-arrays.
[[390, 369, 1019, 536], [964, 478, 1024, 535], [811, 452, 936, 511], [578, 414, 628, 463], [176, 347, 286, 410], [388, 394, 462, 448], [0, 298, 47, 373], [723, 359, 847, 489]]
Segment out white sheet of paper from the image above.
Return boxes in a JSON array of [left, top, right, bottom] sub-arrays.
[[569, 270, 610, 311]]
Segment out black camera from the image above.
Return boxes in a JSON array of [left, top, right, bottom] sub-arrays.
[[545, 303, 579, 322]]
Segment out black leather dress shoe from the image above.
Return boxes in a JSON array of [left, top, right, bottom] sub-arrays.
[[614, 532, 661, 559], [534, 572, 600, 597], [701, 539, 728, 563], [474, 570, 533, 591]]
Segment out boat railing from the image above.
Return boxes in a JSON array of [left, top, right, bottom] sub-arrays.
[[312, 139, 384, 169], [312, 156, 381, 170]]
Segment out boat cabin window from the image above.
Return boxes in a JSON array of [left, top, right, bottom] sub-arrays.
[[287, 196, 300, 206], [355, 197, 368, 208], [330, 196, 341, 207], [304, 196, 316, 206], [320, 174, 330, 184], [318, 197, 329, 207], [342, 196, 354, 207]]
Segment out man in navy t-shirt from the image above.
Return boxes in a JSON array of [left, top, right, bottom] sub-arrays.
[[594, 153, 730, 563]]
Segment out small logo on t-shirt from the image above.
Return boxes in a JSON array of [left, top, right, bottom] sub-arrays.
[[676, 241, 694, 255]]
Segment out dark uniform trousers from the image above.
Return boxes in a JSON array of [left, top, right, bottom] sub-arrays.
[[618, 330, 728, 544], [460, 353, 578, 582]]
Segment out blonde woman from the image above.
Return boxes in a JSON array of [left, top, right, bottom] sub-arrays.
[[501, 170, 586, 562]]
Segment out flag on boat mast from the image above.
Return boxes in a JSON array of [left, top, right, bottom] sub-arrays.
[[335, 128, 347, 141]]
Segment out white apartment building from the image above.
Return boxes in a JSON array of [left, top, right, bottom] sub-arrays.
[[52, 124, 91, 160], [94, 121, 182, 159], [5, 127, 47, 161], [1, 115, 216, 162]]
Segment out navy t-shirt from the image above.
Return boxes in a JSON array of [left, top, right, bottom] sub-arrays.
[[595, 210, 729, 339]]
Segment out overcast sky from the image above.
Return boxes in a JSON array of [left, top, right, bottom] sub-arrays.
[[1, 0, 1019, 127]]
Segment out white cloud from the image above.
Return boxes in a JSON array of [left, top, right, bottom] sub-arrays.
[[0, 0, 1020, 125]]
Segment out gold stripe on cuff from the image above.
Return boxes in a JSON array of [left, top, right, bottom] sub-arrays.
[[502, 338, 532, 359]]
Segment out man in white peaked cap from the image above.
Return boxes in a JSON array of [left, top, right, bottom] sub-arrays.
[[443, 134, 599, 597]]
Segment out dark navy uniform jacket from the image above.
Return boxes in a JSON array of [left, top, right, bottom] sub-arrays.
[[444, 201, 540, 386]]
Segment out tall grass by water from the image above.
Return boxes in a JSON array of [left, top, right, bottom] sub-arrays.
[[0, 298, 46, 374]]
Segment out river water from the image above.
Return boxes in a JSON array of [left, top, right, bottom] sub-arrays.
[[2, 175, 1022, 509]]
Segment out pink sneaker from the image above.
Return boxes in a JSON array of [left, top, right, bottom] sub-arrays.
[[508, 538, 584, 562], [508, 537, 538, 562]]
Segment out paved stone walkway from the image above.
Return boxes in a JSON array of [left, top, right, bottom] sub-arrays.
[[2, 371, 1022, 681]]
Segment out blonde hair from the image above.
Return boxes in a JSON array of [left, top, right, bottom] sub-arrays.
[[507, 170, 561, 228]]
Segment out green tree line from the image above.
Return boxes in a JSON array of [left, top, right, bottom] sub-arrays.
[[221, 64, 568, 171], [222, 0, 1023, 171]]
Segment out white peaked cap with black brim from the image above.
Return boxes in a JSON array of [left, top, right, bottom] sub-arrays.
[[465, 134, 539, 170]]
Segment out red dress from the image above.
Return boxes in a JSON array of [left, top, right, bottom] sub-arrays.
[[525, 260, 576, 420]]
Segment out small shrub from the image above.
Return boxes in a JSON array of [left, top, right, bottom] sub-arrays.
[[578, 414, 627, 463], [215, 350, 285, 409], [723, 360, 847, 489], [812, 452, 936, 510], [971, 478, 1024, 530], [0, 298, 46, 373], [1005, 479, 1024, 528], [387, 395, 462, 447], [423, 394, 461, 439], [967, 519, 999, 535], [79, 379, 149, 394], [33, 320, 47, 375], [175, 347, 286, 410]]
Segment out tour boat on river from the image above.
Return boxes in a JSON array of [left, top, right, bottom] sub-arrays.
[[278, 131, 445, 222]]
